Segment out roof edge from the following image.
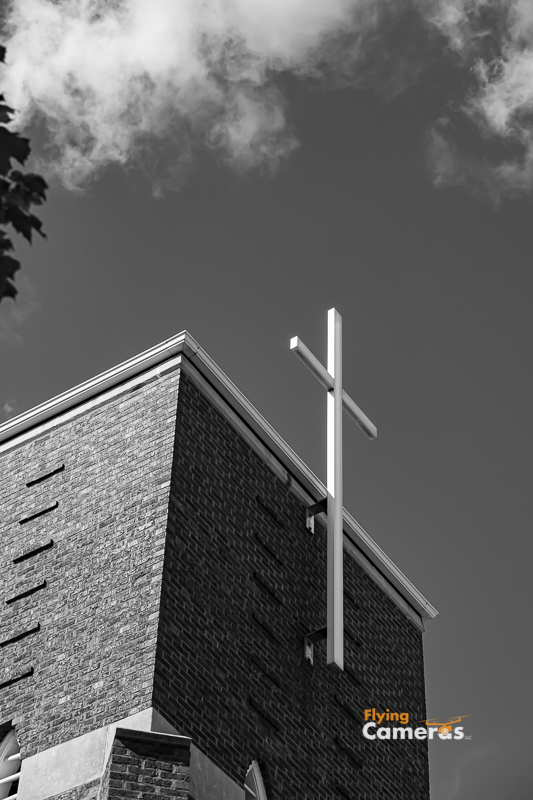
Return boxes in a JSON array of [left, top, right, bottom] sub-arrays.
[[0, 331, 193, 446], [0, 332, 437, 621]]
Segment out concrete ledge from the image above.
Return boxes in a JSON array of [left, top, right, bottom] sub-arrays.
[[17, 706, 244, 800], [18, 726, 108, 800], [17, 707, 183, 800], [115, 727, 191, 762]]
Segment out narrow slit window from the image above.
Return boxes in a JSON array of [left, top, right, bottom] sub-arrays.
[[18, 502, 58, 525], [26, 464, 64, 487]]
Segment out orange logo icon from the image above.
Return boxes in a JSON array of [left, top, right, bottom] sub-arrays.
[[416, 715, 471, 734]]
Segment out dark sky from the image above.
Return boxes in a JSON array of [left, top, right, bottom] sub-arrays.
[[2, 59, 532, 800]]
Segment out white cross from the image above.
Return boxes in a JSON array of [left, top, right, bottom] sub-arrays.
[[290, 308, 377, 670]]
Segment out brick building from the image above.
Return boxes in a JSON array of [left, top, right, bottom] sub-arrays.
[[0, 331, 437, 800]]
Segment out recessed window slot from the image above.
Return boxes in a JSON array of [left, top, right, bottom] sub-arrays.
[[13, 539, 54, 564], [342, 665, 363, 688], [18, 503, 58, 525], [251, 612, 281, 645], [256, 496, 284, 527], [336, 783, 356, 800], [26, 464, 64, 487], [343, 589, 360, 610], [0, 624, 40, 647], [333, 694, 361, 724], [254, 533, 284, 565], [334, 736, 362, 770], [343, 628, 361, 646], [249, 653, 281, 687], [0, 667, 34, 690], [5, 581, 47, 605], [248, 697, 280, 732], [253, 572, 282, 605]]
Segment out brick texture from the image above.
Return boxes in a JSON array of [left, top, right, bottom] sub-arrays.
[[44, 730, 190, 800], [104, 730, 190, 800], [154, 371, 429, 800], [0, 363, 429, 799], [0, 369, 180, 757]]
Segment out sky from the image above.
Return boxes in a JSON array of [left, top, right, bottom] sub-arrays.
[[1, 2, 533, 798]]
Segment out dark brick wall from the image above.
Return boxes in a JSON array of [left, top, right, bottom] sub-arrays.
[[104, 729, 190, 800], [0, 369, 181, 757], [154, 371, 429, 800]]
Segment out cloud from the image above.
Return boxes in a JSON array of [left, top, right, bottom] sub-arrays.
[[2, 398, 19, 420], [2, 0, 533, 198], [424, 0, 533, 198], [0, 0, 395, 189], [0, 275, 42, 346]]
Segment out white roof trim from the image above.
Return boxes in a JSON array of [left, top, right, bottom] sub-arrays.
[[0, 331, 437, 621]]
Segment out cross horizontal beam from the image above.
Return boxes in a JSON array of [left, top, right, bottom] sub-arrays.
[[289, 337, 377, 440]]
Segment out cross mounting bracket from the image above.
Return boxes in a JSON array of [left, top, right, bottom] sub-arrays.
[[304, 626, 327, 665], [306, 497, 327, 533]]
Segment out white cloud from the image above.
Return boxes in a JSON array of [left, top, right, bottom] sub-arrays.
[[424, 0, 533, 196], [3, 0, 533, 196], [0, 0, 386, 188]]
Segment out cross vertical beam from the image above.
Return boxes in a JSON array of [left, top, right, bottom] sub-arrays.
[[327, 308, 343, 669], [290, 308, 377, 672]]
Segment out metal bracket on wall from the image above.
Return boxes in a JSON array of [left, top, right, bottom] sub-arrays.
[[304, 626, 327, 665], [305, 498, 327, 533]]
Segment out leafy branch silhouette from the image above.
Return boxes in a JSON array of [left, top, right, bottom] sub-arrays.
[[0, 44, 47, 304]]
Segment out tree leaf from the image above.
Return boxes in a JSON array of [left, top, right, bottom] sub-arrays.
[[0, 253, 20, 281], [9, 170, 48, 202], [0, 43, 47, 304], [28, 213, 46, 237], [4, 204, 35, 241], [0, 128, 31, 174], [0, 253, 21, 300]]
